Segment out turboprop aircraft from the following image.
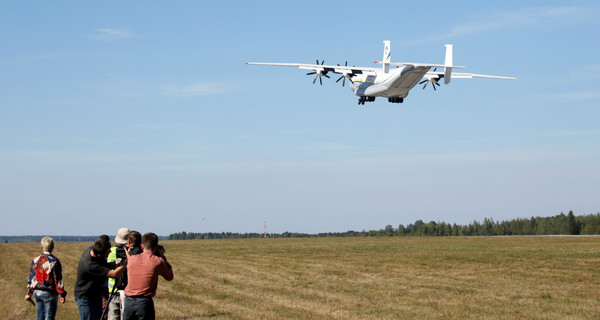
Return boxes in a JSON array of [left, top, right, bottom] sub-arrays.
[[246, 41, 516, 105]]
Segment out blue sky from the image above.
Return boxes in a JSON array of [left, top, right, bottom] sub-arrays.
[[1, 1, 599, 236]]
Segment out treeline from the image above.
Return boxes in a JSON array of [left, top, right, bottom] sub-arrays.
[[0, 235, 99, 244], [0, 235, 169, 244], [169, 211, 600, 240]]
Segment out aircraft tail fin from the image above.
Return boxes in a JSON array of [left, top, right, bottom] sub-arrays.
[[382, 40, 391, 73], [444, 44, 453, 84]]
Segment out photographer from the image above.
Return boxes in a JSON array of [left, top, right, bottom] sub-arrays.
[[106, 230, 143, 320], [75, 237, 126, 320], [123, 233, 173, 320]]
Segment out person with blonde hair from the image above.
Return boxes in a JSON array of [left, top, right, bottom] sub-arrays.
[[25, 236, 67, 320]]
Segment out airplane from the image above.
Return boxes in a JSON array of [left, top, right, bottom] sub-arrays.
[[246, 41, 516, 105]]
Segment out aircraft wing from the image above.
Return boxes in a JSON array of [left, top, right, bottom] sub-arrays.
[[246, 62, 379, 75], [447, 73, 516, 80], [425, 70, 516, 80], [376, 61, 465, 69]]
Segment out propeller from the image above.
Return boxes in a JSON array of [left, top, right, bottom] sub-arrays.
[[419, 68, 443, 91], [335, 61, 354, 87], [306, 59, 330, 85]]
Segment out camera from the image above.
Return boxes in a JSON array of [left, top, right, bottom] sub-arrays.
[[115, 244, 128, 266], [154, 245, 165, 257]]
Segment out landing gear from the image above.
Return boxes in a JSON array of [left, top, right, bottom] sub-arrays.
[[358, 96, 375, 105], [388, 97, 404, 103]]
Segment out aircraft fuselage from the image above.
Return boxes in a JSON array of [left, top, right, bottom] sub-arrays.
[[350, 65, 431, 99]]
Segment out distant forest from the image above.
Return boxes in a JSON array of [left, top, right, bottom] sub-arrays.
[[4, 212, 600, 243], [0, 235, 169, 244], [168, 211, 600, 240], [0, 235, 99, 244]]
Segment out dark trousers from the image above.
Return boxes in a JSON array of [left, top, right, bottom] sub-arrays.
[[75, 296, 102, 320], [123, 296, 154, 320]]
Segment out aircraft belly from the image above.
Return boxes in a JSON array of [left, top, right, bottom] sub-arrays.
[[386, 67, 429, 98], [384, 66, 430, 98], [363, 84, 388, 96]]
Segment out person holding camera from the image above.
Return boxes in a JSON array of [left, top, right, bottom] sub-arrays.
[[75, 236, 127, 320], [123, 232, 173, 320], [25, 236, 67, 320], [106, 228, 129, 320], [106, 229, 143, 320]]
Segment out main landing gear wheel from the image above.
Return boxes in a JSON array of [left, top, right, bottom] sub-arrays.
[[358, 96, 375, 105], [388, 97, 404, 103]]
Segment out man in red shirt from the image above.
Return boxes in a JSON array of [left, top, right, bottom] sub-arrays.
[[123, 233, 173, 320]]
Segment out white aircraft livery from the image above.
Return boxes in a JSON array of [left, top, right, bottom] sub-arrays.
[[246, 41, 516, 105]]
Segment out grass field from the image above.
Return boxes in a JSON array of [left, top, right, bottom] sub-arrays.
[[2, 236, 600, 319]]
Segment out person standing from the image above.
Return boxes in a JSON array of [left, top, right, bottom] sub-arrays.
[[123, 233, 173, 320], [106, 228, 130, 320], [107, 229, 144, 320], [25, 237, 67, 320], [74, 237, 126, 320]]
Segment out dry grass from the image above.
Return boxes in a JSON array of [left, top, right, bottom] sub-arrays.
[[2, 237, 600, 319]]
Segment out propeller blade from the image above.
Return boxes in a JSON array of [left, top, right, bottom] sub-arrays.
[[432, 82, 436, 91], [342, 77, 346, 87], [307, 72, 316, 75], [313, 75, 318, 85], [336, 76, 343, 83], [319, 76, 323, 85], [419, 79, 427, 85]]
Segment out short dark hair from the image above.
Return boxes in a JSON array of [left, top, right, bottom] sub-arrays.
[[92, 238, 111, 256], [128, 230, 142, 246], [98, 234, 110, 244], [142, 232, 159, 251]]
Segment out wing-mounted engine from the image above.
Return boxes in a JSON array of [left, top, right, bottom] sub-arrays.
[[305, 60, 330, 85], [419, 68, 443, 91], [335, 61, 355, 87]]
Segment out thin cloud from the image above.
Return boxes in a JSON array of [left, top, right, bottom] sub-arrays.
[[161, 82, 228, 96], [0, 150, 204, 164], [88, 28, 135, 42], [406, 6, 590, 45], [542, 91, 600, 101], [131, 123, 188, 130], [568, 64, 600, 82], [539, 131, 600, 138]]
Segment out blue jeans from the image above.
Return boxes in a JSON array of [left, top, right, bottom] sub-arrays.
[[75, 296, 102, 320], [33, 290, 58, 320]]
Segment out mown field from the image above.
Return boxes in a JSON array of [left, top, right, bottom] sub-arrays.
[[2, 236, 600, 319]]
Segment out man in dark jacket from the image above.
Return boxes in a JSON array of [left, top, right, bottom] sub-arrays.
[[74, 237, 126, 320]]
